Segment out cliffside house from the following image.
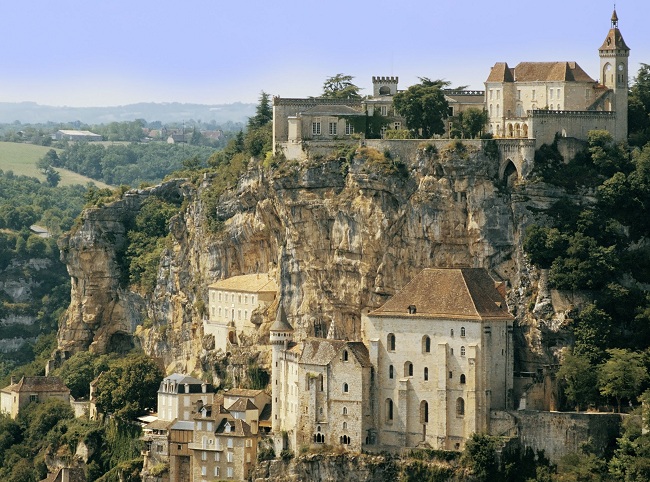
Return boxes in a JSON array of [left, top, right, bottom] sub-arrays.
[[204, 273, 278, 352], [0, 376, 70, 419]]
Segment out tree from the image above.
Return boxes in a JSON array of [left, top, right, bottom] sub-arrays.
[[629, 63, 650, 147], [321, 74, 362, 99], [392, 78, 450, 138], [462, 433, 499, 481], [45, 167, 61, 187], [93, 354, 163, 421], [57, 351, 110, 399], [450, 108, 488, 139], [599, 348, 648, 412], [248, 91, 273, 129], [557, 350, 599, 411]]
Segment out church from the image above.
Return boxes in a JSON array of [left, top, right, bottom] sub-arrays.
[[271, 268, 514, 451]]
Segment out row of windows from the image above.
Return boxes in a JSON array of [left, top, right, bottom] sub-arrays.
[[200, 465, 234, 478], [385, 397, 465, 423], [212, 307, 249, 320], [388, 363, 466, 383], [213, 292, 256, 305], [388, 329, 466, 352], [312, 118, 355, 136]]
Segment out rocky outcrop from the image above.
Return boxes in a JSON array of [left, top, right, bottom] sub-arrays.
[[57, 142, 572, 376]]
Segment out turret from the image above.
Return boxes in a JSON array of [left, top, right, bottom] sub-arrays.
[[372, 76, 399, 97], [270, 305, 293, 432]]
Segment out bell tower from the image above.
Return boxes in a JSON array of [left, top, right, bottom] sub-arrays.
[[599, 8, 630, 141]]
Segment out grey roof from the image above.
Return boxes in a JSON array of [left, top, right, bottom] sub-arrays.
[[215, 418, 254, 437], [170, 420, 194, 431], [299, 339, 371, 367], [228, 397, 257, 412], [270, 305, 293, 332]]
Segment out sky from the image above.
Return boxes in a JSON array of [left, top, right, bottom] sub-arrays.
[[0, 0, 648, 107]]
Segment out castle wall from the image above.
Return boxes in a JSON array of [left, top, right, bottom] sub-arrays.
[[529, 110, 616, 147]]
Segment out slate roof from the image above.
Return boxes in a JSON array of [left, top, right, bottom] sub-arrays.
[[40, 467, 86, 482], [270, 305, 293, 332], [224, 388, 265, 398], [370, 268, 513, 321], [216, 418, 254, 437], [208, 273, 278, 293], [158, 373, 211, 394], [144, 419, 173, 431], [301, 104, 365, 116]]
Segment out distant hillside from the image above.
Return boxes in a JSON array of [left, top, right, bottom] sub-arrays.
[[0, 101, 255, 125], [0, 142, 111, 188]]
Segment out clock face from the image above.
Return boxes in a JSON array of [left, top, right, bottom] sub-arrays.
[[618, 64, 624, 71]]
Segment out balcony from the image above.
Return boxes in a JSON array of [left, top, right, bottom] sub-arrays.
[[188, 442, 224, 451]]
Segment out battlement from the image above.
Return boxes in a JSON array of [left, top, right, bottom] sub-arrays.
[[273, 96, 362, 107], [529, 109, 616, 118], [444, 90, 486, 96], [372, 76, 399, 83]]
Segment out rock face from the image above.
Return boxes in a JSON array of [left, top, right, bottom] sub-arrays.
[[57, 142, 568, 375]]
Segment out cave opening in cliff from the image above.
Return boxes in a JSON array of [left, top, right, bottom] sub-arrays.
[[106, 332, 135, 354]]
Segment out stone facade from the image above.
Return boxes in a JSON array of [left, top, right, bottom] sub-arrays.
[[272, 268, 513, 452], [0, 376, 70, 419], [204, 273, 278, 352]]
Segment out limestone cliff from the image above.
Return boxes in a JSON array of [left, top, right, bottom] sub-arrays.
[[56, 141, 570, 376]]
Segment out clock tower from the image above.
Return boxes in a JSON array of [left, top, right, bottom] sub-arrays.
[[599, 9, 630, 141]]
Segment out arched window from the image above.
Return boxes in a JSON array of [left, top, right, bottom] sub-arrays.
[[424, 367, 429, 381], [343, 350, 348, 361], [460, 327, 466, 337], [460, 346, 466, 357], [450, 329, 454, 337], [387, 333, 396, 351], [343, 421, 347, 430], [456, 398, 465, 416], [422, 335, 431, 353], [389, 365, 394, 379], [343, 407, 348, 415], [404, 362, 413, 377], [420, 400, 429, 424], [460, 374, 466, 384], [343, 383, 349, 393], [386, 399, 394, 421]]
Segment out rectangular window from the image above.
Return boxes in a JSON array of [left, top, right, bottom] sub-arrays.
[[312, 118, 321, 135], [227, 438, 233, 448], [381, 105, 387, 116], [328, 121, 337, 135], [246, 453, 251, 463], [557, 88, 561, 99], [245, 295, 248, 304], [215, 452, 220, 462], [238, 310, 241, 320], [227, 452, 234, 462], [227, 467, 234, 478], [215, 466, 220, 476], [532, 89, 536, 100], [219, 292, 222, 301], [207, 422, 213, 431], [496, 90, 500, 100], [517, 89, 521, 100], [202, 451, 207, 461], [30, 394, 38, 402], [201, 466, 206, 476], [549, 89, 553, 99], [345, 121, 354, 135]]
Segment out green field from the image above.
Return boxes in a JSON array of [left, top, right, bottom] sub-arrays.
[[0, 142, 112, 188]]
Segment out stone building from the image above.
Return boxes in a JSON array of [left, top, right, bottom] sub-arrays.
[[204, 273, 278, 352], [485, 9, 629, 144], [271, 268, 513, 452], [363, 268, 514, 450], [0, 376, 70, 419]]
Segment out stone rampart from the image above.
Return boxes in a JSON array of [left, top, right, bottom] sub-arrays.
[[529, 110, 617, 146]]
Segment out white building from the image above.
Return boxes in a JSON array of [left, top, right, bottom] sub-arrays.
[[204, 274, 278, 351]]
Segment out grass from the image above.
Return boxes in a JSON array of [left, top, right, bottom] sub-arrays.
[[0, 142, 112, 188]]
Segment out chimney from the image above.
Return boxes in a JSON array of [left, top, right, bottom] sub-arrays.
[[10, 376, 16, 385]]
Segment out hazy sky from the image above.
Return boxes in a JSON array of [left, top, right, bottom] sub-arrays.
[[1, 1, 647, 107]]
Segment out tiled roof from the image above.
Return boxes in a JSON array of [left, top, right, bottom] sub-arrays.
[[512, 62, 595, 82], [224, 388, 264, 398], [370, 268, 513, 321], [2, 376, 69, 394], [208, 273, 278, 293], [486, 62, 514, 82], [259, 403, 272, 423], [144, 419, 173, 431], [599, 27, 629, 51]]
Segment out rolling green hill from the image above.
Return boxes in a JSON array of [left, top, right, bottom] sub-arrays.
[[0, 142, 111, 188]]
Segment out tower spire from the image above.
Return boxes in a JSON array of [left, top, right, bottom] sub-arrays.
[[611, 7, 618, 28]]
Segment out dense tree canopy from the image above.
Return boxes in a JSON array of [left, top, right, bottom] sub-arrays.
[[392, 78, 450, 138], [629, 63, 650, 147]]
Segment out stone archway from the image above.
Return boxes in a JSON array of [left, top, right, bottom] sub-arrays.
[[501, 159, 518, 187]]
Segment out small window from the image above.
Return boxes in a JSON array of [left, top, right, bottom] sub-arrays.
[[449, 371, 453, 379], [343, 350, 349, 362], [422, 335, 431, 353], [394, 122, 401, 130], [329, 121, 337, 135], [424, 367, 429, 381], [450, 329, 454, 337], [460, 327, 466, 337], [312, 118, 321, 135], [456, 397, 465, 416], [389, 365, 394, 379], [386, 399, 394, 421], [420, 400, 429, 424], [345, 121, 354, 135], [381, 105, 387, 116], [404, 362, 413, 377], [343, 407, 348, 415], [461, 346, 466, 357], [387, 333, 396, 351], [460, 374, 466, 384], [343, 421, 347, 430], [343, 383, 349, 393]]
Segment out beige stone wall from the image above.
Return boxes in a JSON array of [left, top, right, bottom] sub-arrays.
[[529, 111, 617, 147]]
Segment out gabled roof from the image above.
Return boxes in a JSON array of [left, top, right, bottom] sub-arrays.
[[228, 397, 257, 412], [216, 418, 254, 437], [2, 376, 69, 394], [299, 339, 371, 367], [512, 62, 595, 82], [208, 273, 278, 293], [224, 388, 264, 398], [369, 268, 513, 321], [163, 373, 206, 385]]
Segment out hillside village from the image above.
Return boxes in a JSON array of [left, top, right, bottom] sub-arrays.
[[0, 9, 641, 482]]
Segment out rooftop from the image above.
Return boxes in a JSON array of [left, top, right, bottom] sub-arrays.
[[208, 273, 278, 294]]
